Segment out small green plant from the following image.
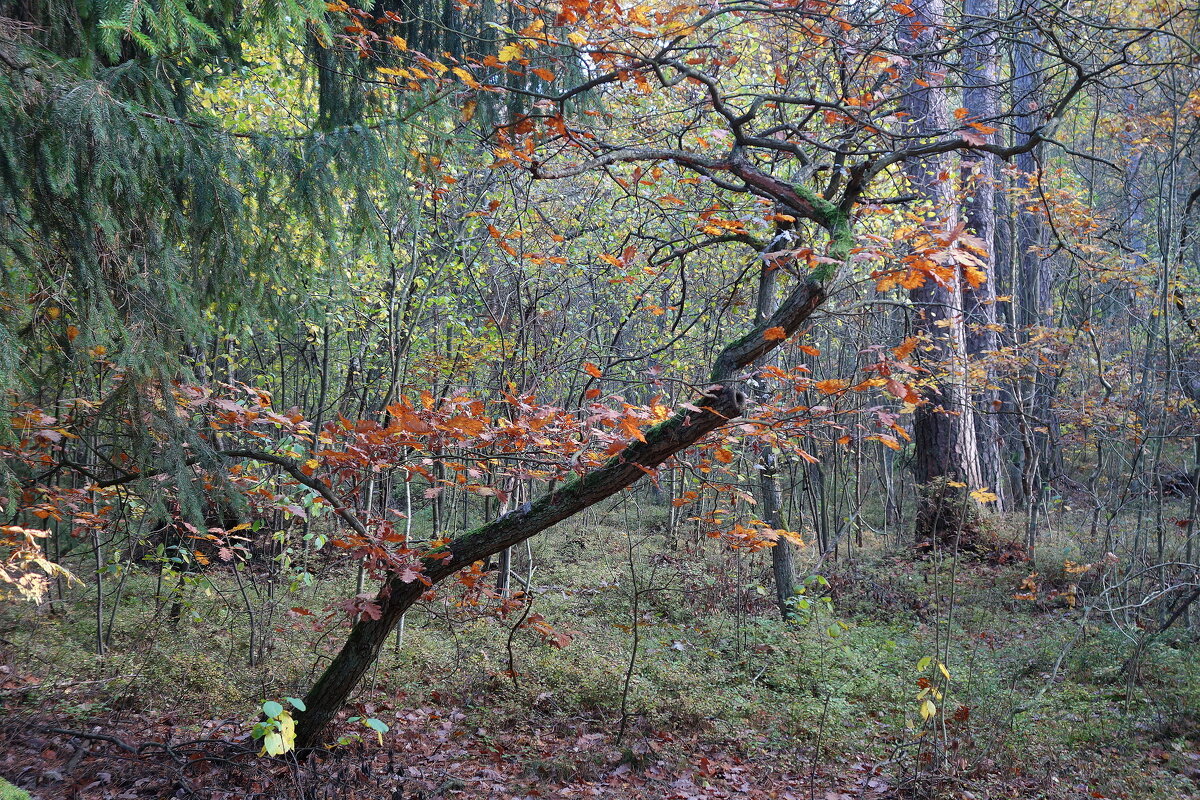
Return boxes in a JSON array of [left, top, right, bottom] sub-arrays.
[[251, 697, 305, 756], [345, 715, 390, 745], [788, 575, 845, 638]]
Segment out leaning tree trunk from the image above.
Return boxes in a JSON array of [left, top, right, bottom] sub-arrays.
[[900, 0, 984, 545], [292, 231, 840, 747]]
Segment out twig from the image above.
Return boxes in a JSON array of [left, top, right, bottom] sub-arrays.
[[43, 727, 137, 754]]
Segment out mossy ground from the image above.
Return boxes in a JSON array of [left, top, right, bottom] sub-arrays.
[[1, 504, 1197, 798]]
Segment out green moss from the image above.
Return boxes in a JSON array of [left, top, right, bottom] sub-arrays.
[[0, 778, 31, 800], [787, 181, 853, 281]]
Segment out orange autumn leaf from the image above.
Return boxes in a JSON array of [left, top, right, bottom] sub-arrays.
[[963, 265, 987, 288], [618, 416, 646, 442], [886, 378, 920, 404], [714, 447, 734, 463], [441, 414, 485, 437], [893, 337, 919, 360], [583, 362, 602, 378], [814, 378, 848, 395], [764, 326, 787, 341], [386, 402, 434, 434], [797, 449, 820, 464]]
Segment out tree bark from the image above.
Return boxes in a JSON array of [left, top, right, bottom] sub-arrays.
[[757, 225, 797, 618], [962, 0, 1006, 510], [1012, 6, 1059, 535], [900, 0, 984, 544]]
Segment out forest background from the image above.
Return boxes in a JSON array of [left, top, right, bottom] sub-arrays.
[[1, 0, 1199, 797]]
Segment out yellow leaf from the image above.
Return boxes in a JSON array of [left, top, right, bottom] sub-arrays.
[[278, 711, 296, 750], [452, 67, 482, 90], [920, 698, 937, 720], [567, 30, 588, 46], [969, 488, 998, 504], [498, 42, 523, 62]]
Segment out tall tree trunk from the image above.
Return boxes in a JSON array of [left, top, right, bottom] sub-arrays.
[[758, 225, 797, 618], [900, 0, 984, 544], [1012, 8, 1058, 536], [962, 0, 1006, 510]]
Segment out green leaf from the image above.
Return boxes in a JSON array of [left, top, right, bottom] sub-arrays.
[[364, 717, 388, 746], [286, 697, 306, 711], [262, 700, 284, 719], [916, 656, 932, 672]]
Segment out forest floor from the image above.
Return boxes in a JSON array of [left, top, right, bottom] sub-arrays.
[[1, 508, 1198, 799]]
